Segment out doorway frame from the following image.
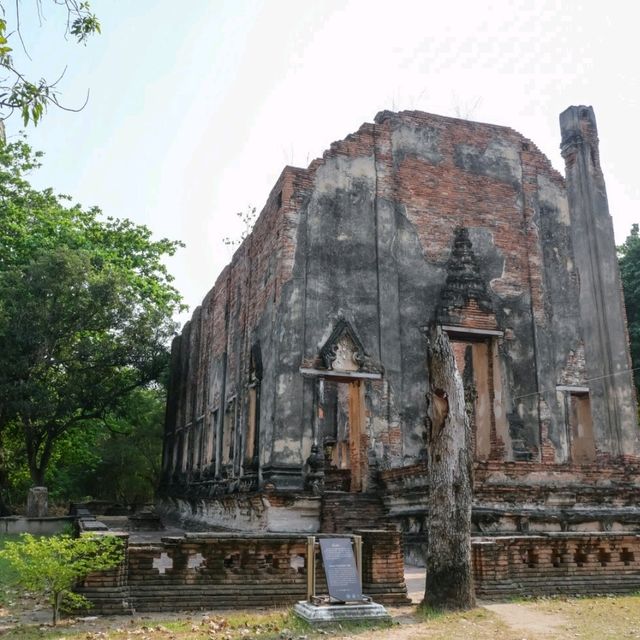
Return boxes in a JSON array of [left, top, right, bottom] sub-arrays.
[[301, 367, 381, 493]]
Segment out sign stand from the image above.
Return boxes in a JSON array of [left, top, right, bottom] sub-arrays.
[[294, 535, 390, 624]]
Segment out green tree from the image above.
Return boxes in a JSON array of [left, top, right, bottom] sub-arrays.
[[0, 533, 123, 625], [36, 422, 103, 504], [0, 138, 183, 508], [83, 387, 166, 504], [2, 387, 166, 506], [0, 1, 100, 125], [619, 223, 640, 398]]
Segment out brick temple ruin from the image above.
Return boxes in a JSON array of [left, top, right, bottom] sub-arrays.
[[159, 106, 640, 565]]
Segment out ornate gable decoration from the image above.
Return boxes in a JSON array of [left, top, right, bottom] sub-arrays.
[[437, 227, 497, 329], [320, 319, 367, 372]]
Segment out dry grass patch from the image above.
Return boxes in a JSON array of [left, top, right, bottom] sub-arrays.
[[2, 596, 640, 640], [401, 606, 540, 640], [530, 594, 640, 640]]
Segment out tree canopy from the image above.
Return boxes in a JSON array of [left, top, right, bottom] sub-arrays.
[[0, 1, 100, 125], [81, 386, 166, 504], [0, 138, 183, 504], [619, 223, 640, 399]]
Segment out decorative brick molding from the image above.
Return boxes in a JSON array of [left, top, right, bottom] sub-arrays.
[[76, 529, 409, 613], [79, 529, 640, 610], [473, 533, 640, 598]]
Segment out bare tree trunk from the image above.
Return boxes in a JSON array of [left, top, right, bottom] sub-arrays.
[[0, 456, 12, 516], [53, 591, 62, 625], [422, 326, 475, 611]]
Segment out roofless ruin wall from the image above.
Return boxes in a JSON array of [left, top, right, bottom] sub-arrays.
[[161, 107, 638, 531]]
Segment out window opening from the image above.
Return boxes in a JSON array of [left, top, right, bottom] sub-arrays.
[[568, 392, 595, 463], [245, 343, 262, 469], [450, 336, 493, 461], [206, 408, 218, 466], [222, 399, 236, 469]]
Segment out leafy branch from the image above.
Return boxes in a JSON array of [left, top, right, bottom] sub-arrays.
[[0, 1, 100, 125]]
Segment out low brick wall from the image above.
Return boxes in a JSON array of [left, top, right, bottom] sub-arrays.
[[473, 533, 640, 598], [78, 528, 640, 610], [77, 529, 409, 613], [0, 516, 75, 535]]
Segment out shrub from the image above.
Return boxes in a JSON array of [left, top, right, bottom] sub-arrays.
[[0, 533, 123, 625]]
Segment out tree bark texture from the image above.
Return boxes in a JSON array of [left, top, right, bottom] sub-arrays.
[[53, 591, 62, 626], [422, 327, 475, 610], [0, 439, 12, 516]]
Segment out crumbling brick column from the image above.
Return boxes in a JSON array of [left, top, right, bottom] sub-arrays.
[[357, 529, 410, 605]]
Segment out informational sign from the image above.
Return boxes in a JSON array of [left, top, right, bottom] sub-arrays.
[[319, 537, 363, 602]]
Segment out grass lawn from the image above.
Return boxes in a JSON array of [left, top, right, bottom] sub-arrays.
[[532, 593, 640, 640]]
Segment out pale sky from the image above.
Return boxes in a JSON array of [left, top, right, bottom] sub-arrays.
[[9, 0, 640, 325]]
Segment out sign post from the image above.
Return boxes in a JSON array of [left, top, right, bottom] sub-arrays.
[[295, 534, 389, 624], [318, 537, 363, 602], [305, 536, 365, 603], [306, 536, 316, 602]]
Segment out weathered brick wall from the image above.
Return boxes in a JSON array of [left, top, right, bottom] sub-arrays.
[[77, 530, 408, 613], [473, 533, 640, 598], [358, 529, 410, 605], [381, 459, 640, 508], [157, 492, 321, 533], [380, 459, 640, 564], [78, 530, 640, 610], [126, 535, 308, 612], [162, 169, 303, 490], [163, 107, 637, 521], [474, 459, 640, 508], [320, 492, 388, 533], [75, 532, 130, 614]]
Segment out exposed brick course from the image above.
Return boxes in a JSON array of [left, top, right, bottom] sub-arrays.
[[473, 533, 640, 598], [77, 530, 408, 613]]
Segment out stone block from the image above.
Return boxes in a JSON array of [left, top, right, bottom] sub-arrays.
[[26, 486, 48, 517], [293, 600, 390, 625]]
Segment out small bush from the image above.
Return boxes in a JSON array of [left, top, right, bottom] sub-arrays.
[[0, 533, 123, 625]]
